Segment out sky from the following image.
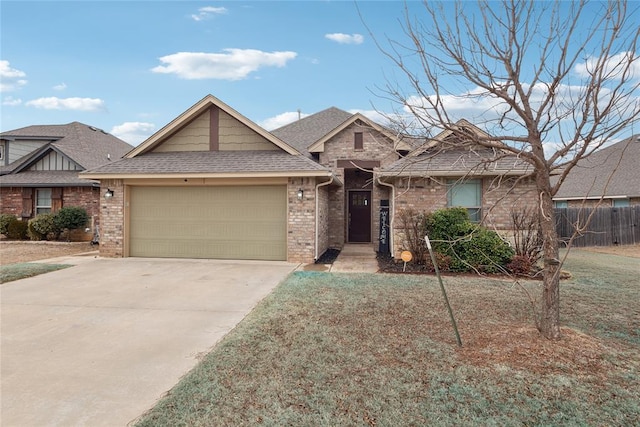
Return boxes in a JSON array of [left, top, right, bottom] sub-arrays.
[[1, 1, 639, 147]]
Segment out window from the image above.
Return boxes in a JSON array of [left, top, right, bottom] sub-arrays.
[[36, 188, 52, 214], [448, 179, 482, 222], [354, 132, 363, 150], [554, 200, 568, 208], [613, 199, 629, 207]]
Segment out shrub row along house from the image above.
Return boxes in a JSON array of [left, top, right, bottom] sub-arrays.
[[75, 94, 537, 263], [0, 123, 132, 237]]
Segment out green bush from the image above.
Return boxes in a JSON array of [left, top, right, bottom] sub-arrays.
[[424, 208, 514, 273], [0, 213, 17, 236], [6, 218, 28, 240], [28, 213, 60, 241], [54, 207, 89, 233]]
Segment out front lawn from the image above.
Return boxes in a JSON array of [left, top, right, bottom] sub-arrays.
[[0, 263, 72, 284], [135, 249, 639, 426]]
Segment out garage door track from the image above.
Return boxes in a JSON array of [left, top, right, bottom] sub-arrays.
[[1, 257, 295, 427]]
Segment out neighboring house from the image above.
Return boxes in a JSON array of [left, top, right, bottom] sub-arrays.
[[0, 122, 132, 232], [553, 134, 640, 208], [81, 94, 536, 263]]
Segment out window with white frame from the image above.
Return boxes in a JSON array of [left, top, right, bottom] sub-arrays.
[[554, 200, 568, 208], [448, 179, 482, 222], [613, 199, 630, 207], [35, 188, 52, 214]]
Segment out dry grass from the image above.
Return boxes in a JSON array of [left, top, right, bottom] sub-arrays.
[[135, 248, 639, 426], [0, 241, 94, 265]]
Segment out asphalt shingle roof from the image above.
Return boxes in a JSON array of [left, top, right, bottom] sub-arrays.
[[0, 171, 98, 186], [1, 122, 132, 173], [380, 147, 532, 176], [271, 107, 353, 156], [83, 150, 331, 175], [554, 135, 640, 199]]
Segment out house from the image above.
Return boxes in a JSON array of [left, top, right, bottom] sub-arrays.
[[553, 134, 640, 208], [81, 94, 536, 263], [0, 122, 132, 233]]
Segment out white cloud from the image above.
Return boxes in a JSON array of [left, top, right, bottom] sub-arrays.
[[191, 6, 227, 21], [259, 111, 310, 130], [53, 82, 67, 91], [110, 122, 155, 146], [151, 49, 297, 80], [0, 60, 27, 92], [2, 96, 22, 106], [574, 51, 640, 81], [325, 33, 364, 45], [25, 97, 106, 111]]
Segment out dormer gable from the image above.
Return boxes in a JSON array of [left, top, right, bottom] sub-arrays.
[[126, 94, 299, 158], [307, 113, 413, 153]]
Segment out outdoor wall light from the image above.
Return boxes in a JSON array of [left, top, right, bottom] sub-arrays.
[[104, 189, 114, 199], [297, 189, 304, 200]]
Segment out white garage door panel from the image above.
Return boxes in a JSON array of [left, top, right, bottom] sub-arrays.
[[129, 186, 287, 260]]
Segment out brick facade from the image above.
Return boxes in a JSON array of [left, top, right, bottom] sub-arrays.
[[99, 179, 125, 257], [287, 177, 317, 263], [390, 176, 538, 257], [319, 122, 400, 248], [1, 185, 100, 241]]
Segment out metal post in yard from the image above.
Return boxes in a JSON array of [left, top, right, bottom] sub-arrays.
[[425, 235, 462, 347]]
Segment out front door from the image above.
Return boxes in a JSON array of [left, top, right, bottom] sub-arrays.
[[348, 190, 371, 242]]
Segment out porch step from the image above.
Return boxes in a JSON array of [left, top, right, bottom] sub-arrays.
[[330, 244, 379, 273]]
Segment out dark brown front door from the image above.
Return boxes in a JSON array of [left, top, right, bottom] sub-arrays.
[[348, 190, 371, 242]]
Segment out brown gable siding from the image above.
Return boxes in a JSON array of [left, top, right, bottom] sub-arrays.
[[209, 105, 219, 151], [152, 111, 210, 153], [218, 110, 278, 151]]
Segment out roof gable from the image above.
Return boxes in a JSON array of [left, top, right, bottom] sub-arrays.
[[1, 122, 131, 173], [127, 94, 298, 158], [306, 113, 411, 153]]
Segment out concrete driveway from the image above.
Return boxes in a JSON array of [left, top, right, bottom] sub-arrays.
[[1, 256, 296, 427]]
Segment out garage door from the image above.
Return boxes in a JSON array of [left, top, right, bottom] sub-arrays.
[[129, 186, 287, 260]]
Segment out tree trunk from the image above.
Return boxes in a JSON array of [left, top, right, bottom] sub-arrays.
[[536, 171, 562, 340]]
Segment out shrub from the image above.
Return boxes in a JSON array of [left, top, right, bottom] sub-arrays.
[[0, 213, 17, 236], [398, 209, 430, 264], [510, 207, 543, 264], [54, 207, 89, 234], [424, 207, 514, 273], [507, 254, 534, 276], [423, 252, 452, 272], [28, 213, 60, 241], [6, 218, 28, 240]]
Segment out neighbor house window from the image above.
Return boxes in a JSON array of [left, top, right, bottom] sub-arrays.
[[354, 132, 363, 150], [448, 179, 482, 222], [35, 188, 52, 214], [554, 200, 568, 208], [613, 199, 629, 207]]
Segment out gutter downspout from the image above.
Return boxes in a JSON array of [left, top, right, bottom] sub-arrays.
[[315, 175, 334, 260], [377, 175, 395, 258]]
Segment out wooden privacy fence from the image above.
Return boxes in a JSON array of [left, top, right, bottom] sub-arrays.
[[555, 206, 640, 247]]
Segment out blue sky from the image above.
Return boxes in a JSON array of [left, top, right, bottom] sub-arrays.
[[1, 1, 638, 147], [1, 1, 413, 144]]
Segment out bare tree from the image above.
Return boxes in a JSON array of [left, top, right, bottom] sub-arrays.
[[372, 0, 640, 339]]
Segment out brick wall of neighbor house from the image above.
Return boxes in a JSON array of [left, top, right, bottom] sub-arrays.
[[287, 177, 317, 263], [319, 122, 400, 247], [566, 198, 640, 208], [0, 187, 22, 216], [99, 179, 125, 257], [391, 176, 537, 257], [62, 186, 100, 226]]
